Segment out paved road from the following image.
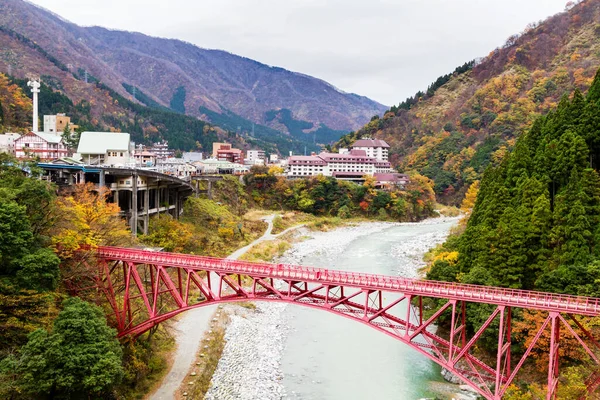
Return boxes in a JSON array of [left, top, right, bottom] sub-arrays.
[[150, 214, 289, 400]]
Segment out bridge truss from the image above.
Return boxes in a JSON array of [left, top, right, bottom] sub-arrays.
[[76, 246, 600, 400]]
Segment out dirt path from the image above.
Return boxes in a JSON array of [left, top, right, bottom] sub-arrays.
[[149, 215, 280, 400]]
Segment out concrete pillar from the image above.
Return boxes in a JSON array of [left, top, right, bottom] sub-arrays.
[[175, 190, 180, 219], [130, 174, 138, 236], [155, 185, 160, 212], [144, 188, 150, 235], [99, 170, 105, 188], [113, 190, 119, 206], [207, 180, 213, 199]]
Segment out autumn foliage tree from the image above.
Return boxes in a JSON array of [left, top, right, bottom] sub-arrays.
[[51, 183, 131, 257], [51, 183, 132, 291]]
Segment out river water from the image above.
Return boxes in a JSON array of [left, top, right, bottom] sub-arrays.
[[280, 218, 459, 400]]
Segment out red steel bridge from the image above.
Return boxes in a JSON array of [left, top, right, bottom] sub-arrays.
[[77, 246, 600, 400]]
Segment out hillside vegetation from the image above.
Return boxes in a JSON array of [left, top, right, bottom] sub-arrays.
[[338, 0, 600, 203], [425, 68, 600, 397]]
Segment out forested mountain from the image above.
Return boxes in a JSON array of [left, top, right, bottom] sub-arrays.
[[337, 0, 600, 203], [422, 66, 600, 399], [0, 0, 386, 149], [0, 73, 31, 131], [431, 71, 600, 292]]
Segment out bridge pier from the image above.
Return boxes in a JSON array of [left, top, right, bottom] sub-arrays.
[[130, 172, 138, 236], [143, 188, 150, 235]]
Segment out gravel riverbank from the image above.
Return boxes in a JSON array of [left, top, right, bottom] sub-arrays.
[[204, 217, 461, 399]]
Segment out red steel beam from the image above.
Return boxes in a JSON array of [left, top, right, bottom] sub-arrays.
[[94, 246, 600, 316], [79, 247, 600, 400]]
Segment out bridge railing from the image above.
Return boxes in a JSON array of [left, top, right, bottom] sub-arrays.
[[93, 246, 600, 316]]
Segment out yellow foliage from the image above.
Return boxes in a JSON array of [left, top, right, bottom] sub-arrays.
[[460, 181, 480, 214], [268, 165, 284, 175], [51, 183, 132, 258], [433, 251, 459, 264]]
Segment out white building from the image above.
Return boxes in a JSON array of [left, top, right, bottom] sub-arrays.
[[156, 158, 197, 178], [287, 149, 392, 179], [43, 114, 76, 134], [195, 158, 248, 175], [14, 131, 68, 160], [0, 133, 21, 154], [182, 152, 204, 163], [246, 149, 266, 165], [134, 150, 156, 167], [351, 139, 390, 161], [76, 132, 132, 166]]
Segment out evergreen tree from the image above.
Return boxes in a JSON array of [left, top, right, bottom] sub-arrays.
[[15, 298, 124, 398]]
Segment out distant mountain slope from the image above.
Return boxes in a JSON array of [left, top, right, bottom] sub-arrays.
[[337, 0, 600, 203], [0, 0, 386, 144]]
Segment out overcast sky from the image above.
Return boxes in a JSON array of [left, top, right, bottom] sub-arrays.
[[29, 0, 568, 106]]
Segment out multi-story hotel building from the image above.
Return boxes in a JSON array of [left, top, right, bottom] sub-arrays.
[[287, 149, 392, 178], [349, 139, 390, 161]]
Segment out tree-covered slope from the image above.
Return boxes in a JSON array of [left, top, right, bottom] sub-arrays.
[[431, 69, 600, 292], [337, 0, 600, 203]]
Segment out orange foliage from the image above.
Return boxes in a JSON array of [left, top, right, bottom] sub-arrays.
[[513, 310, 587, 371], [0, 73, 33, 131]]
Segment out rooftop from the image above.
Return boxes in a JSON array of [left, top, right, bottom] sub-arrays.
[[352, 139, 390, 148], [77, 132, 130, 154]]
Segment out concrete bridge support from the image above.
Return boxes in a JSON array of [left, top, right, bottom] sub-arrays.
[[130, 173, 138, 236]]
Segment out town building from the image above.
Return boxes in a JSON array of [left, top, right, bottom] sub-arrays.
[[134, 150, 156, 167], [14, 131, 68, 160], [195, 159, 249, 175], [76, 132, 132, 166], [0, 133, 21, 154], [147, 141, 175, 159], [43, 114, 77, 134], [246, 149, 266, 165], [269, 154, 279, 163], [182, 152, 204, 163], [156, 158, 197, 178], [212, 142, 229, 158], [214, 144, 243, 164], [373, 173, 410, 188], [351, 139, 390, 161]]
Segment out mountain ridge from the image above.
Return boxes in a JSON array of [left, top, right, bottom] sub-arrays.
[[336, 0, 600, 203], [0, 0, 386, 139]]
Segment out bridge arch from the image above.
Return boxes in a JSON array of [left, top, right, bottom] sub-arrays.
[[80, 246, 600, 400]]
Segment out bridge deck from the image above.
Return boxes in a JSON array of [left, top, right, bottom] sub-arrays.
[[96, 246, 600, 316]]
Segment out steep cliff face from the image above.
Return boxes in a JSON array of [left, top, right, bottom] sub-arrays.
[[337, 0, 600, 203], [0, 0, 386, 140]]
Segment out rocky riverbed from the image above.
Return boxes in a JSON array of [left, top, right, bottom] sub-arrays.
[[204, 217, 466, 399]]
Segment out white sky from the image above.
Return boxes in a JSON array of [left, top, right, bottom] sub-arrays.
[[29, 0, 569, 106]]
